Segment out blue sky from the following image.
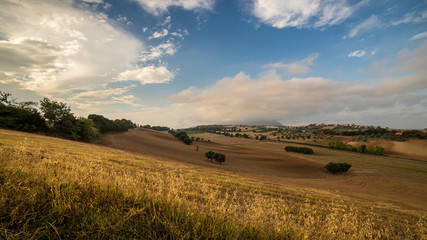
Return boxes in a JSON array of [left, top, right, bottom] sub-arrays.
[[1, 0, 426, 128]]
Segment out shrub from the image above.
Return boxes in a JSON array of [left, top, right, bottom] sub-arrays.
[[324, 162, 352, 173], [284, 146, 314, 154]]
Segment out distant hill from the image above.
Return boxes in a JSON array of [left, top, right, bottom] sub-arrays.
[[226, 120, 283, 126]]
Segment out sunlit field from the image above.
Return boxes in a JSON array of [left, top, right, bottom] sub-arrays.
[[1, 129, 425, 239]]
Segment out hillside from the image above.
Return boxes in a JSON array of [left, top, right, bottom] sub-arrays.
[[102, 129, 427, 211], [0, 129, 426, 239]]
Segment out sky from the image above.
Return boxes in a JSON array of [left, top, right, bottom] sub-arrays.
[[0, 0, 426, 129]]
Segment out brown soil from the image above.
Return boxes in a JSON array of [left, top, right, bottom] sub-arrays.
[[101, 129, 427, 212], [101, 129, 326, 179], [349, 140, 427, 161]]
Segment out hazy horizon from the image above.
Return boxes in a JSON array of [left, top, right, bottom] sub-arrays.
[[1, 0, 426, 129]]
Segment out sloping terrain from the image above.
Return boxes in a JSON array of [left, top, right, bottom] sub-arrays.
[[101, 129, 325, 178], [1, 129, 426, 239], [102, 129, 427, 211]]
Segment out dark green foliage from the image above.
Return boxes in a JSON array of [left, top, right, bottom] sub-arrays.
[[142, 125, 170, 131], [0, 103, 47, 132], [256, 135, 267, 140], [40, 99, 100, 141], [329, 141, 384, 155], [324, 162, 352, 173], [40, 98, 72, 127], [213, 152, 226, 164], [205, 151, 215, 162], [402, 130, 427, 139], [88, 114, 137, 133], [169, 130, 192, 145], [205, 151, 226, 164], [284, 146, 314, 154]]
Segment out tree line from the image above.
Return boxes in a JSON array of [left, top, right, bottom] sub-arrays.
[[284, 146, 314, 154], [0, 91, 136, 142], [328, 141, 385, 155], [169, 130, 192, 145]]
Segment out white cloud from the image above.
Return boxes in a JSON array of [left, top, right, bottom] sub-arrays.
[[392, 10, 427, 26], [69, 86, 133, 101], [117, 15, 133, 26], [410, 31, 427, 41], [139, 42, 177, 62], [111, 95, 140, 107], [126, 40, 427, 129], [116, 66, 174, 85], [0, 0, 144, 95], [82, 0, 103, 3], [348, 49, 367, 57], [149, 29, 169, 39], [250, 0, 360, 29], [265, 53, 318, 75], [134, 0, 215, 15], [348, 14, 382, 38], [162, 16, 171, 26]]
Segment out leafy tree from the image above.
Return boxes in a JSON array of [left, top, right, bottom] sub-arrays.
[[205, 151, 215, 162], [214, 152, 226, 164], [88, 114, 137, 133], [0, 91, 47, 132], [40, 98, 72, 128]]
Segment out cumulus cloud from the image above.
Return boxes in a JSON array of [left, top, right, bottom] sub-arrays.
[[0, 0, 144, 95], [348, 14, 382, 38], [265, 53, 318, 75], [134, 0, 215, 15], [250, 0, 363, 29], [116, 66, 174, 85], [348, 49, 367, 57], [126, 40, 427, 129]]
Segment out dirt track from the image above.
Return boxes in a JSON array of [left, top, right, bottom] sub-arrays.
[[101, 129, 326, 179]]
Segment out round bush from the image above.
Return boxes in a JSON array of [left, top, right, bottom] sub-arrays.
[[325, 162, 352, 173]]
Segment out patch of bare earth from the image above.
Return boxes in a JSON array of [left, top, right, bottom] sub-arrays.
[[101, 129, 427, 212]]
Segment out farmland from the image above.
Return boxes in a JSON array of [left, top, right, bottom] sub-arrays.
[[0, 128, 426, 239]]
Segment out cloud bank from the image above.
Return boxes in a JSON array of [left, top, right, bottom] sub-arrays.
[[129, 41, 427, 129]]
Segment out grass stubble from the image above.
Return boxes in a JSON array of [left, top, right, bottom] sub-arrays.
[[0, 130, 425, 239]]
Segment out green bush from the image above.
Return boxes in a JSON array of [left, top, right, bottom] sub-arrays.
[[284, 146, 314, 154], [324, 162, 352, 173]]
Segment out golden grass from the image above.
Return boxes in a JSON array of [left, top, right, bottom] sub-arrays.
[[0, 129, 426, 239]]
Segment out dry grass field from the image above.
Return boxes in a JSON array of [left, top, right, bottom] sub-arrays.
[[1, 129, 426, 239]]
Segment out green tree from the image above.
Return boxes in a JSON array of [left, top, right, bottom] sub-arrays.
[[214, 152, 226, 164], [40, 98, 72, 128], [205, 151, 215, 162]]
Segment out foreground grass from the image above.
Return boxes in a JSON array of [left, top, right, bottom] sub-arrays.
[[0, 130, 426, 239]]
